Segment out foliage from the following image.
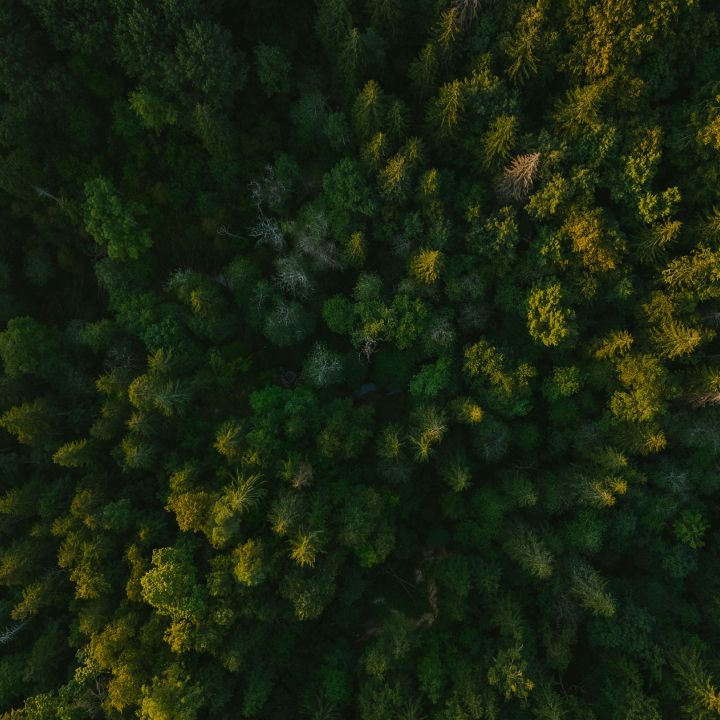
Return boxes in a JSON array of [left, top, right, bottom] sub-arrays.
[[0, 1, 719, 718]]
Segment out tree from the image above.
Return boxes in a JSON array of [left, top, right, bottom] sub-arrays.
[[651, 321, 705, 360], [263, 300, 315, 347], [570, 563, 616, 617], [289, 531, 322, 568], [563, 208, 622, 272], [495, 153, 541, 204], [0, 316, 64, 380], [487, 645, 535, 704], [482, 115, 517, 166], [84, 177, 152, 261], [672, 647, 720, 720], [410, 249, 443, 284], [504, 1, 546, 84], [140, 664, 203, 720], [432, 80, 465, 135], [254, 43, 291, 96], [140, 546, 207, 623], [302, 343, 344, 387], [323, 296, 355, 334], [505, 525, 554, 579], [527, 280, 575, 347]]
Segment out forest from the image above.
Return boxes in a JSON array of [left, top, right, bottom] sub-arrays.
[[1, 0, 720, 717]]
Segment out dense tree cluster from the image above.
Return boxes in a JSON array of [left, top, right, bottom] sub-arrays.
[[1, 0, 720, 718]]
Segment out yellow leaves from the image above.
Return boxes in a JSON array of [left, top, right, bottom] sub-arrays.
[[290, 531, 322, 568], [189, 288, 207, 315], [554, 81, 609, 138], [588, 476, 627, 508], [482, 115, 517, 166], [594, 330, 633, 359], [435, 6, 460, 49], [464, 339, 536, 401], [639, 427, 667, 455], [214, 420, 243, 458], [607, 354, 667, 423], [434, 79, 465, 134], [269, 494, 299, 537], [672, 646, 720, 720], [410, 248, 443, 284], [223, 473, 265, 515], [570, 0, 636, 78], [404, 136, 423, 164], [703, 207, 720, 240], [380, 153, 407, 195], [662, 245, 720, 299], [363, 131, 387, 166], [624, 126, 662, 194], [697, 99, 720, 151], [379, 138, 424, 197], [527, 281, 574, 347], [504, 1, 545, 84], [637, 218, 682, 262], [488, 646, 535, 704], [650, 320, 704, 359], [354, 80, 384, 138], [232, 539, 264, 585], [408, 407, 447, 462], [466, 404, 484, 423], [128, 374, 154, 410], [52, 438, 90, 468], [165, 490, 211, 534], [466, 201, 482, 222], [454, 397, 484, 424], [420, 168, 439, 196], [346, 230, 365, 265], [564, 209, 620, 272]]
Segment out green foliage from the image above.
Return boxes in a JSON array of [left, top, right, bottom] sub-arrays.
[[0, 316, 63, 380], [674, 510, 710, 550], [1, 1, 719, 718], [254, 43, 291, 96], [84, 177, 152, 261]]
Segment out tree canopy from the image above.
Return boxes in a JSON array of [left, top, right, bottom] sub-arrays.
[[1, 0, 720, 718]]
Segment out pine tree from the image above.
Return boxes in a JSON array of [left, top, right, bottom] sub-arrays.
[[672, 647, 720, 720], [482, 115, 518, 166], [432, 80, 465, 135], [506, 525, 554, 579], [495, 153, 541, 204], [570, 562, 616, 617], [651, 321, 704, 360]]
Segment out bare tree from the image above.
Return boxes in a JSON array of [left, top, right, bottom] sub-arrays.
[[0, 620, 28, 645], [304, 343, 343, 387], [249, 164, 288, 211], [359, 335, 378, 361], [250, 216, 285, 251], [274, 255, 314, 297], [495, 151, 541, 204]]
